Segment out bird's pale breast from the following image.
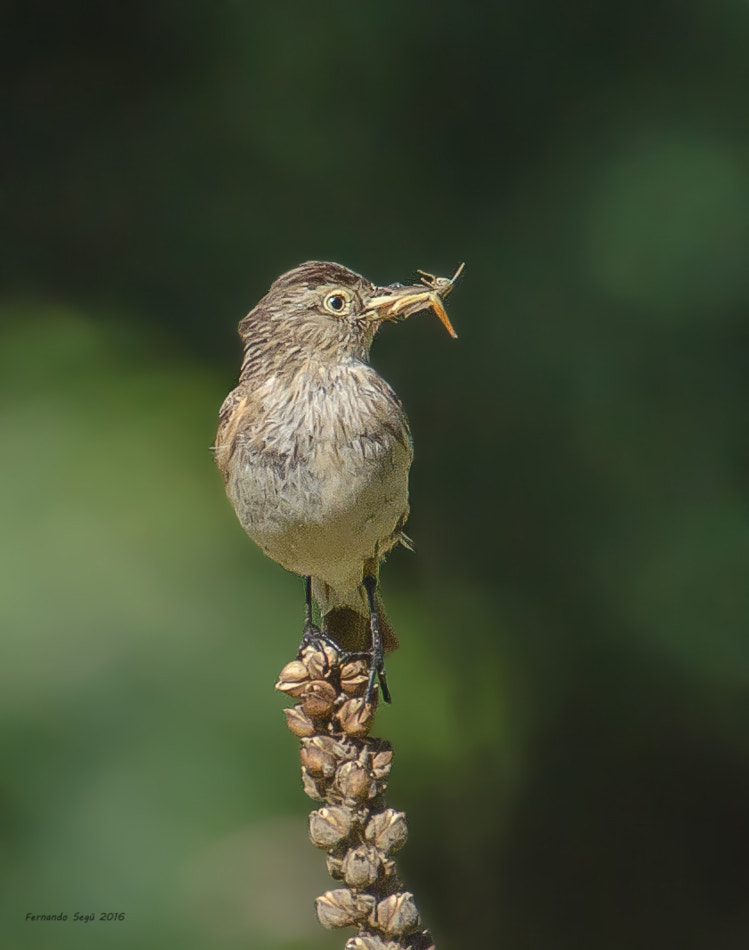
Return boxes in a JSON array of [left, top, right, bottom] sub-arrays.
[[224, 359, 412, 592]]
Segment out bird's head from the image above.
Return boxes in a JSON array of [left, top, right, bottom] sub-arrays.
[[238, 261, 457, 371]]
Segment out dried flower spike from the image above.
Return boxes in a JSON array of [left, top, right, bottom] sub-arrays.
[[277, 640, 436, 946]]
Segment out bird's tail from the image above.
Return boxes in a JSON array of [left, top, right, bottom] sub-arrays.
[[324, 600, 399, 654], [312, 580, 399, 654]]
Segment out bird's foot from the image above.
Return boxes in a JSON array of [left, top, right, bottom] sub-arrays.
[[297, 623, 344, 675]]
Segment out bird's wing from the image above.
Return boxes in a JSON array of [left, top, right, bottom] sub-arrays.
[[373, 375, 413, 456], [212, 385, 253, 483]]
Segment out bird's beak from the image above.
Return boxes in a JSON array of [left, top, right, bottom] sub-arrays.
[[367, 283, 459, 339]]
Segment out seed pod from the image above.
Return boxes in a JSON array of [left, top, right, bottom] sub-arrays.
[[274, 660, 310, 696], [370, 744, 394, 780], [325, 850, 344, 881], [374, 891, 420, 936], [346, 934, 402, 950], [365, 808, 408, 854], [336, 696, 376, 737], [332, 736, 360, 764], [339, 658, 370, 696], [336, 761, 377, 803], [299, 741, 337, 779], [304, 643, 340, 681], [315, 888, 375, 929], [342, 844, 382, 889], [308, 806, 355, 849], [283, 704, 317, 737], [312, 734, 348, 755], [380, 856, 398, 882], [299, 679, 337, 718], [326, 850, 346, 880], [406, 930, 436, 950], [301, 769, 327, 801]]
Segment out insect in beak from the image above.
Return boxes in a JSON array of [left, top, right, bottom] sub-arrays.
[[367, 263, 464, 338]]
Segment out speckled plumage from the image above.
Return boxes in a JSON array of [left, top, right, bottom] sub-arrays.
[[215, 261, 458, 683]]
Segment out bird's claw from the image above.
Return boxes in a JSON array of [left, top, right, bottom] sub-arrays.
[[297, 623, 344, 675]]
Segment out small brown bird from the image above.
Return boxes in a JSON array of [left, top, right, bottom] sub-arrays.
[[214, 261, 460, 701]]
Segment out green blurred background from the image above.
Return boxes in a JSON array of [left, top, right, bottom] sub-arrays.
[[3, 2, 749, 947]]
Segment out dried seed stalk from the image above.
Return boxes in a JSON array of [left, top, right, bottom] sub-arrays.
[[276, 644, 436, 950]]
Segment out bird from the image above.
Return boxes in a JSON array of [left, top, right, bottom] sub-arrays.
[[213, 261, 460, 702]]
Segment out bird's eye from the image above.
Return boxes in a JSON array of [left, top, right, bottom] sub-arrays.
[[323, 291, 350, 314]]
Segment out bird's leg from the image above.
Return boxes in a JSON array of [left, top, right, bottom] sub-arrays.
[[298, 577, 341, 670], [363, 574, 391, 704], [302, 576, 318, 637]]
